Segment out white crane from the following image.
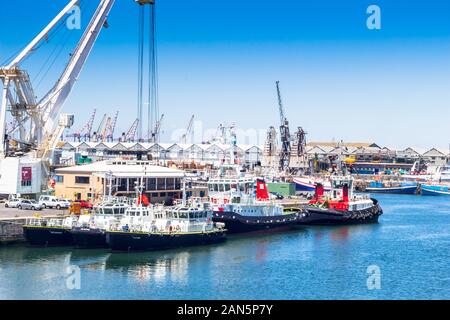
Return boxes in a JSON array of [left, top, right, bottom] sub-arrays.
[[0, 0, 116, 161], [180, 114, 195, 144]]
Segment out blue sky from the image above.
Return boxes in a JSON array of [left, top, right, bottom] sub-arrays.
[[1, 0, 449, 148]]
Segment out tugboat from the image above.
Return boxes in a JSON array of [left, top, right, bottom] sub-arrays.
[[23, 215, 78, 246], [304, 175, 383, 225], [106, 180, 226, 251], [210, 165, 309, 234], [70, 199, 129, 248]]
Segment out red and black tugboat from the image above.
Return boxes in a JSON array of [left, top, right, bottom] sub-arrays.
[[304, 175, 383, 225]]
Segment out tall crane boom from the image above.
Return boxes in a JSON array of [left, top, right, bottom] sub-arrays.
[[123, 119, 140, 142], [276, 81, 291, 172], [149, 113, 164, 143], [39, 0, 116, 157], [180, 114, 195, 144]]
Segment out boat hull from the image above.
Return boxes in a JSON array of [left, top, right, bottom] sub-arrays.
[[23, 226, 73, 246], [106, 230, 227, 252], [212, 211, 309, 234], [293, 178, 331, 193], [303, 200, 383, 226], [421, 185, 450, 196], [365, 185, 417, 194], [71, 227, 108, 248]]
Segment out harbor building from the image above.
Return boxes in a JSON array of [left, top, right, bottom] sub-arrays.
[[53, 160, 189, 204], [56, 141, 263, 168]]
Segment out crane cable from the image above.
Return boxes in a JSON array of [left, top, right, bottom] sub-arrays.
[[137, 5, 145, 141], [148, 3, 159, 143]]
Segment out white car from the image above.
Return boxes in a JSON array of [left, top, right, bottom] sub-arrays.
[[39, 195, 70, 209], [4, 198, 20, 208]]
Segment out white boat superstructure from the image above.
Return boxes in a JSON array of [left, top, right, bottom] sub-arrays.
[[76, 198, 130, 230], [207, 164, 285, 217], [110, 201, 216, 234]]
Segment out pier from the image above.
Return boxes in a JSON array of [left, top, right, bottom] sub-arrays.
[[0, 208, 66, 245]]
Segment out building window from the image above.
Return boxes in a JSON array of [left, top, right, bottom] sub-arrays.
[[75, 176, 90, 184], [21, 180, 32, 187], [54, 175, 64, 183]]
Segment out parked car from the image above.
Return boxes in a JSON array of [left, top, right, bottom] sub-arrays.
[[17, 199, 43, 210], [79, 200, 93, 209], [270, 192, 284, 200], [38, 195, 70, 209], [4, 198, 21, 208]]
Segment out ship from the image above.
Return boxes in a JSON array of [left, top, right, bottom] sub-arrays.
[[210, 164, 309, 234], [304, 175, 383, 225], [365, 181, 418, 194], [70, 199, 129, 248], [420, 184, 450, 196], [293, 176, 331, 193], [106, 200, 226, 252], [23, 216, 78, 246]]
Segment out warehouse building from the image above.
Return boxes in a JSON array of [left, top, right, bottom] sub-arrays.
[[53, 159, 192, 204]]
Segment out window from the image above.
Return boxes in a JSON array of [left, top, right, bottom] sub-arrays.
[[75, 176, 90, 184], [21, 180, 32, 187], [54, 175, 64, 183]]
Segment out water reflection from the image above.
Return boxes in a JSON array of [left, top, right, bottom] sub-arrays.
[[105, 250, 191, 284]]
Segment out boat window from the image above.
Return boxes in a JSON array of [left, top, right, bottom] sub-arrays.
[[179, 211, 188, 219]]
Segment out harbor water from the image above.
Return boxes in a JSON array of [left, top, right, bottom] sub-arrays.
[[1, 194, 450, 300]]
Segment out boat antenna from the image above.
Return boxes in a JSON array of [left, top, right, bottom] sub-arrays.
[[182, 174, 187, 207]]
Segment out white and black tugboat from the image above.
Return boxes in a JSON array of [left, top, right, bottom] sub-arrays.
[[304, 175, 383, 225], [70, 198, 129, 248], [23, 215, 79, 246], [106, 179, 226, 252]]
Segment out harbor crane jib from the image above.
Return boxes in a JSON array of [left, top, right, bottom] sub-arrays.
[[276, 81, 291, 172]]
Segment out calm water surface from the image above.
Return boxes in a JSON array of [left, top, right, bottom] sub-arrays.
[[1, 194, 450, 300]]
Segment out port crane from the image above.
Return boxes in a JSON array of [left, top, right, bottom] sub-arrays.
[[276, 81, 291, 172], [0, 0, 117, 162], [80, 109, 97, 142], [105, 111, 119, 142], [122, 119, 140, 143], [147, 113, 164, 143], [180, 115, 195, 144]]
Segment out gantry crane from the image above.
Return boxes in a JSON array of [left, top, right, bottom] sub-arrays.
[[276, 81, 291, 172]]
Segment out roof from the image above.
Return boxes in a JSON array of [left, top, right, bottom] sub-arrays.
[[55, 160, 185, 178], [307, 142, 380, 148]]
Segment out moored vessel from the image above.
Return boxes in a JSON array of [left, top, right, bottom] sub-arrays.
[[304, 175, 383, 225], [210, 165, 309, 234], [23, 216, 78, 246], [365, 181, 418, 194], [420, 184, 450, 196], [71, 199, 129, 248]]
